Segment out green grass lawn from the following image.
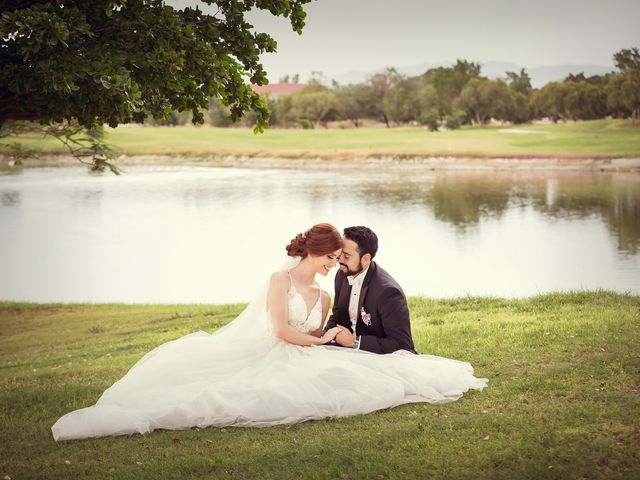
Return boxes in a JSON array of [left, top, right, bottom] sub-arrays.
[[1, 291, 638, 479], [3, 119, 640, 159]]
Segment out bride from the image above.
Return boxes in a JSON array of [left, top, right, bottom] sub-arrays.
[[52, 223, 487, 441]]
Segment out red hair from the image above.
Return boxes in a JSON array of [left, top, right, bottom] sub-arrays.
[[286, 223, 342, 258]]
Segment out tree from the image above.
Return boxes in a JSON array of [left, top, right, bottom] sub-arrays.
[[564, 72, 588, 83], [613, 47, 640, 71], [500, 68, 534, 124], [531, 82, 569, 122], [0, 0, 312, 132], [368, 68, 403, 127], [273, 94, 295, 127], [208, 97, 233, 127], [607, 70, 640, 123], [424, 59, 482, 118], [335, 84, 377, 127], [145, 110, 192, 126], [454, 78, 513, 124], [563, 81, 608, 120], [608, 47, 640, 123], [417, 84, 441, 129], [289, 82, 343, 128], [506, 90, 531, 124], [383, 77, 422, 125], [506, 68, 532, 95]]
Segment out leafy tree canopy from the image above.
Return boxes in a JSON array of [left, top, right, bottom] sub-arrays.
[[335, 83, 377, 127], [367, 68, 403, 127], [609, 47, 640, 122], [423, 59, 481, 117], [287, 80, 343, 128], [506, 68, 532, 95], [0, 0, 311, 132], [614, 47, 640, 71]]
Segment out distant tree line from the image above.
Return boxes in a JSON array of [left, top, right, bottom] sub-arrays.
[[184, 47, 638, 130]]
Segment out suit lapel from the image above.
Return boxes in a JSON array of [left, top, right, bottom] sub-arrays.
[[356, 263, 376, 330], [356, 285, 369, 323], [336, 274, 352, 318]]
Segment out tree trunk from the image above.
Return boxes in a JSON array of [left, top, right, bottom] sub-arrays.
[[383, 113, 390, 128]]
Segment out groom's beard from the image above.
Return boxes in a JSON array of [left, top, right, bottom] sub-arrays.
[[339, 261, 364, 277]]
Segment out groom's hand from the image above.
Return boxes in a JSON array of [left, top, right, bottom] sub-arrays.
[[334, 327, 356, 347]]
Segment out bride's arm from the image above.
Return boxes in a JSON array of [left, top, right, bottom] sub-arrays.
[[267, 272, 340, 346]]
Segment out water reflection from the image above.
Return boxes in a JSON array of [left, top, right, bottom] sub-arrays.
[[352, 171, 640, 254], [0, 166, 638, 303], [70, 189, 103, 207], [1, 191, 20, 207], [530, 175, 640, 255]]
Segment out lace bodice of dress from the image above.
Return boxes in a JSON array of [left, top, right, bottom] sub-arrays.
[[287, 271, 323, 334]]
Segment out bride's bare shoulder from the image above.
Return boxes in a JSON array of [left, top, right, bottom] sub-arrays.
[[269, 270, 290, 290]]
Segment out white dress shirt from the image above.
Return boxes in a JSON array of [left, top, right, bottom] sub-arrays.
[[347, 265, 370, 348]]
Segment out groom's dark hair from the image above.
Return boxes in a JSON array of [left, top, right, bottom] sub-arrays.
[[344, 226, 378, 259]]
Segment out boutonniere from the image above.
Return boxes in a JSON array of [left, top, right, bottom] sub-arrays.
[[360, 307, 372, 326]]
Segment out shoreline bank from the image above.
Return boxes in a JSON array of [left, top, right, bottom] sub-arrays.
[[3, 153, 640, 172]]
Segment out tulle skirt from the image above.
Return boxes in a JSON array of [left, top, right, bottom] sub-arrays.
[[52, 331, 488, 440]]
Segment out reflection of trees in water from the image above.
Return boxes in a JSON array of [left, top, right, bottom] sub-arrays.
[[70, 189, 103, 207], [1, 190, 21, 206], [427, 176, 513, 227], [116, 168, 637, 254], [530, 175, 640, 255], [605, 194, 640, 254], [344, 171, 640, 254], [0, 168, 25, 205], [353, 173, 516, 229]]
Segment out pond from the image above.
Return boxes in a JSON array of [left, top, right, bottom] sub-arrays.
[[1, 165, 638, 303]]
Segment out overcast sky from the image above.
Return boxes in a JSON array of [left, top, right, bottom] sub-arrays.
[[170, 0, 639, 82]]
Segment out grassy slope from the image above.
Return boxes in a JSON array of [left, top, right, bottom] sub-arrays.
[[3, 120, 640, 158], [1, 291, 638, 479]]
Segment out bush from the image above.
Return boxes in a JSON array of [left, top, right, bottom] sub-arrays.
[[299, 118, 314, 129], [420, 109, 440, 131], [444, 116, 460, 130], [444, 109, 466, 130]]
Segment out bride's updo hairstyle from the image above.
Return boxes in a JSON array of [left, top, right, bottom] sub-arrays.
[[286, 223, 342, 258]]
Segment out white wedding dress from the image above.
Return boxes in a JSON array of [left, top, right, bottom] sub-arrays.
[[52, 260, 488, 441]]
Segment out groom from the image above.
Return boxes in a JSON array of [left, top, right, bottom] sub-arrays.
[[325, 226, 416, 354]]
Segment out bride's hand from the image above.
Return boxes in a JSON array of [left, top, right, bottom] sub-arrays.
[[319, 327, 343, 344]]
